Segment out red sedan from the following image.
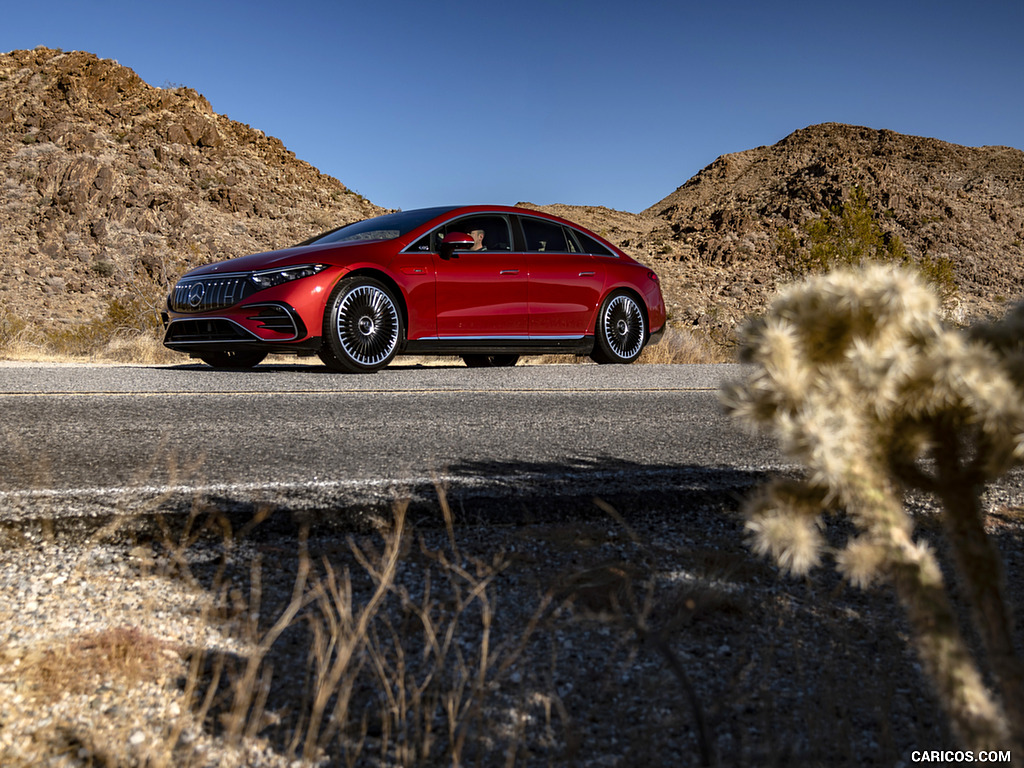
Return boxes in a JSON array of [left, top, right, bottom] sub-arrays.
[[163, 205, 666, 372]]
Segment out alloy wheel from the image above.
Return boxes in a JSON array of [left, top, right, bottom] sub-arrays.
[[335, 284, 400, 367], [601, 294, 645, 361]]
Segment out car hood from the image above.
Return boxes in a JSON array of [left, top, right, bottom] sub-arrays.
[[182, 240, 369, 278]]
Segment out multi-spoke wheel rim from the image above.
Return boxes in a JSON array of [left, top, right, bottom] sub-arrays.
[[336, 285, 400, 366], [602, 295, 645, 360]]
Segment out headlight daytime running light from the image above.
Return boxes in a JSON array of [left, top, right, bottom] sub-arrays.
[[250, 264, 328, 290]]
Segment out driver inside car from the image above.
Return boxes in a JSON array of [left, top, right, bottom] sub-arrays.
[[468, 228, 486, 251]]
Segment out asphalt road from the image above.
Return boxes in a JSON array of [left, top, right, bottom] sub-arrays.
[[0, 362, 784, 525]]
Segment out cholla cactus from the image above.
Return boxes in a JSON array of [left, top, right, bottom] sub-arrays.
[[721, 265, 1024, 751]]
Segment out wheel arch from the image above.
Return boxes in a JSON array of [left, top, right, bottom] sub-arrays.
[[596, 285, 651, 342], [334, 267, 410, 340]]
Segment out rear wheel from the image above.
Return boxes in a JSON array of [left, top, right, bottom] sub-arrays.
[[319, 276, 403, 373], [462, 354, 519, 368], [198, 351, 267, 369], [590, 291, 646, 364]]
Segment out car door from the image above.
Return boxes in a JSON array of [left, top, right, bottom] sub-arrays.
[[431, 214, 528, 337], [520, 215, 605, 337]]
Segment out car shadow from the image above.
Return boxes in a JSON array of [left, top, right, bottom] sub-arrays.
[[161, 359, 469, 373], [4, 455, 771, 550]]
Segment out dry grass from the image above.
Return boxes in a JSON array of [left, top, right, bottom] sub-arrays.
[[8, 626, 181, 702], [1, 321, 721, 367], [0, 303, 34, 357], [0, 499, 551, 766], [639, 325, 727, 364], [1, 295, 179, 365], [196, 499, 552, 766], [525, 326, 724, 366]]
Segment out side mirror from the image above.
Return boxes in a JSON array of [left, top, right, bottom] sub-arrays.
[[439, 232, 473, 260]]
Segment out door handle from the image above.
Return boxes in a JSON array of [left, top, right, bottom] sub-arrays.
[[499, 269, 520, 275], [579, 271, 596, 277]]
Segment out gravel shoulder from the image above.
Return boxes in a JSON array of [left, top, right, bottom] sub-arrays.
[[2, 466, 1023, 767]]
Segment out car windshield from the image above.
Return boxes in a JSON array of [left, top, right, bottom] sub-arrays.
[[301, 206, 458, 246]]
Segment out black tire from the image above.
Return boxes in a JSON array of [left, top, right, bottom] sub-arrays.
[[198, 351, 267, 369], [590, 291, 646, 364], [319, 276, 403, 373], [462, 354, 520, 368]]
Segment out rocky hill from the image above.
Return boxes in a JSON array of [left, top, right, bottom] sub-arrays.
[[0, 47, 384, 331], [531, 124, 1024, 337], [3, 47, 1024, 352]]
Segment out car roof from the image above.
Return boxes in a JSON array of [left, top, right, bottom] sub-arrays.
[[411, 204, 598, 230]]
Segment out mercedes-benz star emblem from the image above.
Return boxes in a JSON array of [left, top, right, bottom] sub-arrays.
[[187, 282, 206, 308]]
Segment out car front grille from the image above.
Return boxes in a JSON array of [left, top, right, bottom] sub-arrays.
[[169, 274, 257, 313]]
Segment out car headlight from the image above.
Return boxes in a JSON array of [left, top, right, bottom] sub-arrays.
[[250, 264, 328, 290]]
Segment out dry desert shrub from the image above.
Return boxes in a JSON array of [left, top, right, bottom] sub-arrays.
[[0, 292, 177, 364], [0, 502, 547, 766], [526, 325, 720, 366], [101, 331, 179, 364], [42, 296, 165, 357], [639, 326, 724, 364], [10, 626, 180, 702], [0, 301, 37, 354], [721, 265, 1024, 751], [775, 185, 958, 304], [180, 502, 546, 767]]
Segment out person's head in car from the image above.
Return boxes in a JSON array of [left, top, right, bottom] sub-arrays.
[[468, 228, 486, 251]]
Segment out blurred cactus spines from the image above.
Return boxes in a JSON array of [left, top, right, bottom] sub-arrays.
[[722, 265, 1024, 751]]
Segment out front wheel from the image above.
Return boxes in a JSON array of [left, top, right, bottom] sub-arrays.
[[462, 354, 519, 368], [590, 292, 646, 364], [319, 277, 403, 373]]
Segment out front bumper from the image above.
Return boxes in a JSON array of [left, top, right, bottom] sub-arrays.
[[162, 302, 321, 355], [162, 265, 342, 356]]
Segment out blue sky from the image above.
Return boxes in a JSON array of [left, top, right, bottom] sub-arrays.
[[3, 0, 1022, 213]]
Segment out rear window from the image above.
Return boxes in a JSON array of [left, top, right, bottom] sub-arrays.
[[573, 230, 614, 256], [520, 217, 574, 252]]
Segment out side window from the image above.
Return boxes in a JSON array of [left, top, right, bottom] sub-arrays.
[[573, 230, 615, 257], [410, 215, 513, 252], [442, 215, 512, 252], [520, 217, 573, 253]]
